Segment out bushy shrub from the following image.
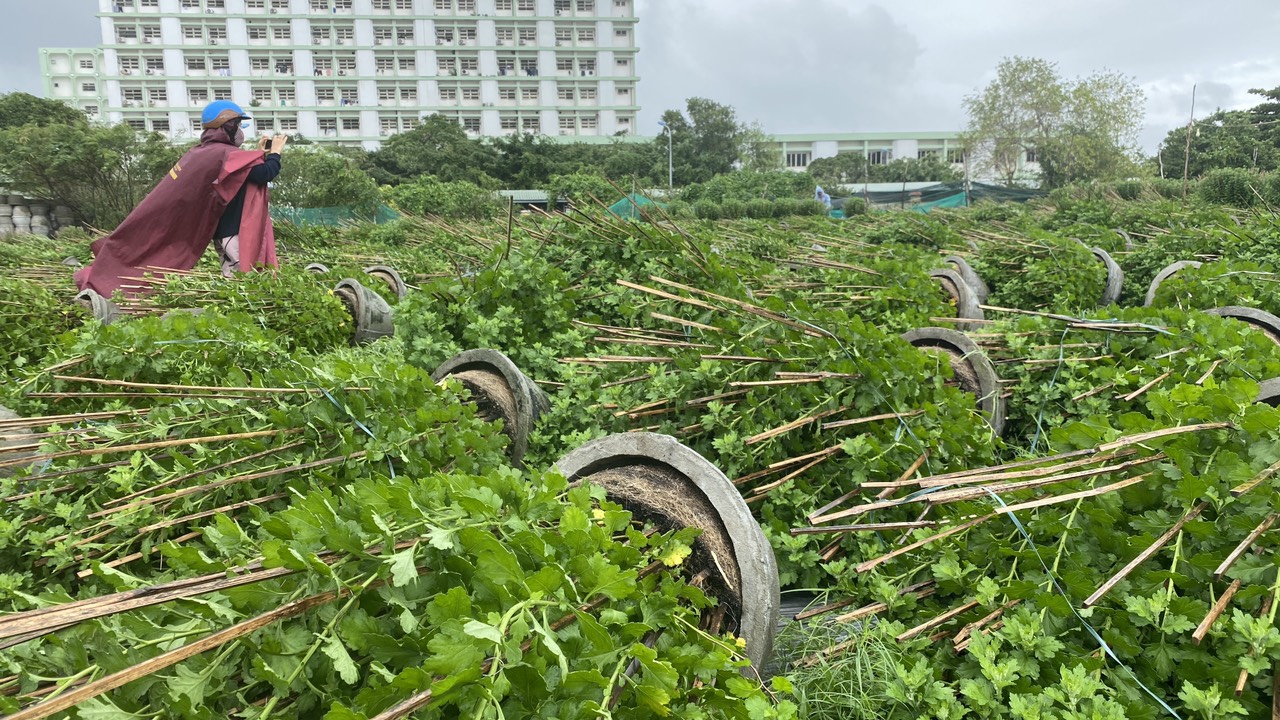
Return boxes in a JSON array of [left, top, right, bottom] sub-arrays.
[[841, 197, 868, 216], [1264, 173, 1280, 207], [745, 199, 775, 219], [720, 199, 747, 219], [385, 176, 501, 219], [1111, 180, 1143, 201], [797, 199, 829, 216], [1198, 168, 1261, 207], [694, 200, 720, 220], [1148, 177, 1190, 200]]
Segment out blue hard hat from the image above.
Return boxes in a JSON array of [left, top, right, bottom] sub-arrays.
[[201, 100, 251, 128]]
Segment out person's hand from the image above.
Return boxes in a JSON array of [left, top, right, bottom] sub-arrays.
[[269, 135, 289, 154], [256, 136, 271, 152]]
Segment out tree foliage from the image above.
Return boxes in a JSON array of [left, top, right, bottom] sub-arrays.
[[962, 57, 1145, 188], [659, 97, 749, 185], [270, 147, 383, 215], [0, 121, 184, 227], [0, 92, 88, 131], [807, 154, 964, 188], [1153, 87, 1280, 179], [384, 176, 501, 219]]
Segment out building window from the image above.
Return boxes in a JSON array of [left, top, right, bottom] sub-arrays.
[[580, 87, 596, 100], [500, 116, 517, 130], [399, 57, 415, 71], [187, 56, 207, 70], [576, 0, 594, 11], [947, 149, 966, 164], [85, 105, 99, 115], [126, 119, 146, 131], [334, 0, 352, 9], [439, 86, 457, 100], [182, 25, 202, 39], [521, 86, 538, 101], [190, 88, 209, 102], [557, 86, 573, 101], [461, 86, 479, 100], [518, 27, 535, 44], [499, 87, 516, 100], [918, 149, 938, 160], [248, 25, 267, 39], [79, 59, 95, 71], [341, 117, 360, 130], [152, 118, 170, 132], [458, 0, 475, 11], [319, 117, 337, 133], [556, 58, 572, 73], [438, 58, 456, 74], [208, 26, 227, 40], [396, 0, 412, 8], [496, 0, 511, 9], [559, 116, 574, 132], [149, 88, 167, 102], [120, 57, 140, 73], [785, 152, 811, 168], [278, 88, 294, 103], [617, 87, 630, 102], [247, 0, 265, 8], [460, 57, 478, 74], [517, 0, 533, 11], [461, 116, 480, 132], [555, 28, 570, 44], [434, 0, 450, 9], [615, 58, 630, 73], [580, 115, 597, 130], [311, 0, 330, 10], [1025, 148, 1038, 163], [521, 116, 538, 132], [212, 86, 232, 99], [373, 0, 390, 8], [82, 82, 97, 93], [272, 26, 291, 40], [577, 28, 594, 42], [280, 116, 298, 131], [380, 117, 398, 135], [253, 88, 272, 102], [867, 150, 890, 165]]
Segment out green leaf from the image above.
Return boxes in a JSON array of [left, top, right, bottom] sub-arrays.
[[386, 546, 418, 587], [463, 619, 504, 645], [322, 635, 360, 685]]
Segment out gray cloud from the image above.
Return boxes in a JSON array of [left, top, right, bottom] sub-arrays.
[[3, 1, 100, 96], [8, 0, 1280, 152]]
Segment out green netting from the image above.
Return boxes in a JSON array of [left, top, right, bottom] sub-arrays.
[[848, 182, 1045, 213], [271, 205, 401, 226], [607, 194, 666, 221]]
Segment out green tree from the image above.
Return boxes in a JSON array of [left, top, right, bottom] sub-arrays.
[[384, 176, 500, 219], [368, 114, 500, 186], [1154, 110, 1277, 179], [658, 97, 747, 185], [544, 171, 617, 208], [807, 154, 963, 187], [962, 56, 1145, 188], [270, 147, 382, 215], [739, 122, 783, 173], [0, 122, 183, 227], [0, 92, 87, 131]]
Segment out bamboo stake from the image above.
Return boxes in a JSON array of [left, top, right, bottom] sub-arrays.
[[864, 450, 1134, 490], [1084, 502, 1210, 608], [856, 515, 997, 573], [646, 276, 829, 338], [790, 521, 938, 536], [1120, 371, 1173, 402], [834, 581, 936, 624], [793, 598, 855, 621], [1192, 579, 1241, 645], [4, 591, 343, 720], [745, 406, 849, 446], [0, 428, 301, 470], [953, 600, 1020, 647], [104, 440, 311, 507], [51, 376, 341, 394], [896, 600, 979, 642], [822, 409, 925, 430], [1230, 460, 1280, 498], [876, 452, 931, 501], [649, 312, 721, 333], [1213, 514, 1278, 579]]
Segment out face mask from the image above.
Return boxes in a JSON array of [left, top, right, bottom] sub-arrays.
[[233, 127, 246, 146]]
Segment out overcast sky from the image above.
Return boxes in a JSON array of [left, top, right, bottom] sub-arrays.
[[6, 0, 1279, 152]]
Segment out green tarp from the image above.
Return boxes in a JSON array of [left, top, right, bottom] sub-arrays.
[[847, 182, 1045, 213], [608, 194, 667, 221], [271, 204, 400, 226]]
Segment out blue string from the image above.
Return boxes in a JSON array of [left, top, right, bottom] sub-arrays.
[[311, 383, 395, 479]]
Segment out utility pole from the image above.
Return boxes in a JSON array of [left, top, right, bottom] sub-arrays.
[[1183, 84, 1197, 200]]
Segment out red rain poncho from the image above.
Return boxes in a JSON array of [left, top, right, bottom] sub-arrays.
[[74, 128, 277, 297]]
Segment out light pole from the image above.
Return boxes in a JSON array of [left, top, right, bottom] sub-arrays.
[[658, 120, 673, 192]]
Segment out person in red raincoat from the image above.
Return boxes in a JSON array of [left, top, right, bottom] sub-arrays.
[[74, 101, 286, 297]]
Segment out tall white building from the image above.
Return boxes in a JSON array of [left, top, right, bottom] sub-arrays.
[[41, 0, 640, 148]]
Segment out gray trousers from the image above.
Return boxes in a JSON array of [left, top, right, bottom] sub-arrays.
[[215, 235, 240, 278]]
